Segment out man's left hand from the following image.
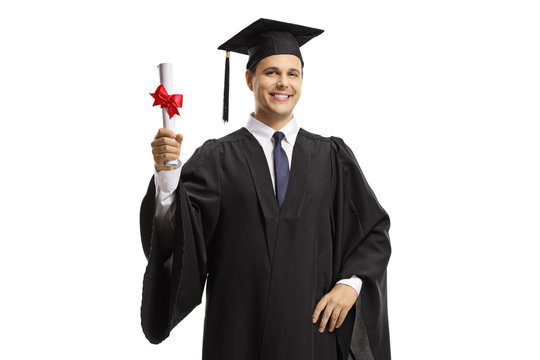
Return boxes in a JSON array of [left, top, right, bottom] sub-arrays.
[[312, 284, 358, 333]]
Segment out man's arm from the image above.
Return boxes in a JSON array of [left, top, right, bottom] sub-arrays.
[[154, 164, 182, 247], [141, 128, 220, 344], [145, 128, 183, 257]]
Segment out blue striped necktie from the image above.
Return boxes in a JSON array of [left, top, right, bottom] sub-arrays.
[[273, 131, 289, 207]]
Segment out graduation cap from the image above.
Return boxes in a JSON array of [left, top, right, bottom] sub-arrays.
[[218, 18, 324, 122]]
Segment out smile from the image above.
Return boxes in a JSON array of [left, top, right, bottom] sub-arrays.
[[270, 93, 292, 102]]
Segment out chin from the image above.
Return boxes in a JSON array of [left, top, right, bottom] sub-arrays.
[[270, 104, 295, 116], [269, 107, 293, 118]]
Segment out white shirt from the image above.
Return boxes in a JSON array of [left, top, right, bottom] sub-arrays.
[[153, 114, 362, 295]]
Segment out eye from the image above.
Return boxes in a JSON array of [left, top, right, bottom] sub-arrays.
[[289, 72, 299, 77], [266, 71, 277, 75]]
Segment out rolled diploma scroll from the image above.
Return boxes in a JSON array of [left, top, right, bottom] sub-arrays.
[[158, 63, 179, 167]]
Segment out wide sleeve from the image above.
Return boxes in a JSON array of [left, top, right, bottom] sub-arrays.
[[139, 139, 221, 344], [330, 136, 392, 360]]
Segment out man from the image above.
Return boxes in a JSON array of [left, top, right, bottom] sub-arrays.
[[140, 18, 391, 360]]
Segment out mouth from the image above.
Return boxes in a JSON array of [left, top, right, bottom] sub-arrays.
[[270, 92, 293, 102]]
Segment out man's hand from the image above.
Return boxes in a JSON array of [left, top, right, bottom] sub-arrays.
[[312, 284, 358, 333], [151, 128, 183, 171]]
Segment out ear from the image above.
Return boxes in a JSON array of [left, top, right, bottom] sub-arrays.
[[245, 69, 254, 91]]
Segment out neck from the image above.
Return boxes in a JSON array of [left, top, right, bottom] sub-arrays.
[[252, 112, 293, 131]]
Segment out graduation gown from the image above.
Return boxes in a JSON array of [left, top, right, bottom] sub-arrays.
[[139, 127, 392, 360]]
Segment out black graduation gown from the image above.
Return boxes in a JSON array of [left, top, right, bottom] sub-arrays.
[[140, 127, 392, 360]]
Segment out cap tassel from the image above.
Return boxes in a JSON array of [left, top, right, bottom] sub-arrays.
[[222, 51, 230, 123]]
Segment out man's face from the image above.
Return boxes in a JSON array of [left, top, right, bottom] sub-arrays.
[[246, 54, 302, 122]]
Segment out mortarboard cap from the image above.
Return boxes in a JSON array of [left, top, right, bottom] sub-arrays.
[[218, 18, 324, 122]]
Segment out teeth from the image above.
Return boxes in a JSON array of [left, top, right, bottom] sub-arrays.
[[273, 94, 289, 99]]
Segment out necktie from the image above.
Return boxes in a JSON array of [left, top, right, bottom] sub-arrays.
[[273, 131, 289, 207]]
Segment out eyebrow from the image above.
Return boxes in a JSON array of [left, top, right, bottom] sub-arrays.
[[262, 66, 301, 74]]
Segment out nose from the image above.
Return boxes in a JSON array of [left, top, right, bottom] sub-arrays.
[[277, 73, 289, 89]]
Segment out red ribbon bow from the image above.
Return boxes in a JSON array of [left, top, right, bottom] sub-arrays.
[[150, 84, 183, 119]]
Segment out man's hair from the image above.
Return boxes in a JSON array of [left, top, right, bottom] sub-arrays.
[[249, 63, 258, 76]]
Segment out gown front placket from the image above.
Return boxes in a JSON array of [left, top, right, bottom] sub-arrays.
[[240, 127, 314, 359]]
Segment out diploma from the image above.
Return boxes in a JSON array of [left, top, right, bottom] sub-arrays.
[[158, 63, 178, 167]]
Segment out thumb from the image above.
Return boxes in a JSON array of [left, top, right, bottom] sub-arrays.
[[175, 133, 183, 145]]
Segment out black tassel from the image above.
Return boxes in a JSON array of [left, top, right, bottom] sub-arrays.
[[222, 51, 230, 123]]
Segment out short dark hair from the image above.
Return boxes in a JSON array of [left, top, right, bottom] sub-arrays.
[[249, 63, 258, 76]]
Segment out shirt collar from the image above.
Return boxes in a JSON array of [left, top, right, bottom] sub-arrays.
[[244, 113, 300, 146]]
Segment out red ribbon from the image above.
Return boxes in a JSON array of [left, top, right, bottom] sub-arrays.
[[150, 84, 183, 119]]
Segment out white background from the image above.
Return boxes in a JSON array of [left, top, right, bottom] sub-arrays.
[[1, 0, 539, 359]]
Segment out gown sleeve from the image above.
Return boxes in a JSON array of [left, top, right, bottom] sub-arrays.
[[139, 139, 221, 344], [330, 136, 392, 360]]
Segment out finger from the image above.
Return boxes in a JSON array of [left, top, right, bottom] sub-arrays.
[[334, 308, 350, 329], [155, 153, 180, 163], [155, 127, 175, 139], [328, 307, 343, 332], [152, 136, 178, 146], [318, 304, 336, 333], [152, 144, 180, 155], [151, 137, 179, 148], [312, 297, 328, 323]]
